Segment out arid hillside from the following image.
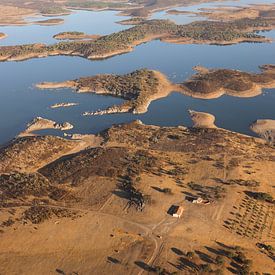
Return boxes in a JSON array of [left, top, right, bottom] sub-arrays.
[[0, 120, 274, 274]]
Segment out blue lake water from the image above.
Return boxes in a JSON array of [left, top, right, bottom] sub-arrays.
[[0, 10, 130, 46], [0, 1, 275, 144]]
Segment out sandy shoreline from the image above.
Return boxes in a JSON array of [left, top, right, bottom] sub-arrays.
[[250, 119, 275, 145], [19, 117, 73, 137], [188, 110, 217, 128], [0, 33, 7, 40]]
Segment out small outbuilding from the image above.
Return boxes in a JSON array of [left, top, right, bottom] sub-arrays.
[[173, 206, 184, 218], [167, 205, 184, 218], [192, 197, 210, 205]]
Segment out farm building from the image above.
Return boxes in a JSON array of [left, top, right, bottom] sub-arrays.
[[167, 205, 184, 218], [173, 206, 184, 218]]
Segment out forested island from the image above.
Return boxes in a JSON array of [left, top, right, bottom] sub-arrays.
[[1, 16, 275, 61], [53, 32, 100, 40]]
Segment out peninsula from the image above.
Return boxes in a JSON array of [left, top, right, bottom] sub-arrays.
[[36, 65, 275, 115]]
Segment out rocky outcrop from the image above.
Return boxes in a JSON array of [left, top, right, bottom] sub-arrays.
[[20, 117, 73, 137]]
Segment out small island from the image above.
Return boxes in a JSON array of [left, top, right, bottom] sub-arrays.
[[50, 102, 79, 109], [34, 18, 64, 26], [0, 32, 7, 39], [19, 117, 73, 137], [53, 31, 101, 40]]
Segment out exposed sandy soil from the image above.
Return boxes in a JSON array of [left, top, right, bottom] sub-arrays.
[[192, 4, 275, 21], [118, 0, 223, 18], [19, 117, 73, 137], [0, 32, 7, 40], [0, 0, 226, 27], [0, 120, 274, 274], [250, 119, 275, 145], [0, 4, 36, 26], [188, 110, 217, 128]]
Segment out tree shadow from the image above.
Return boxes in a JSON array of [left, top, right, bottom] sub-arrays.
[[195, 250, 214, 263], [107, 256, 121, 264], [216, 241, 234, 250], [168, 261, 183, 271], [151, 186, 164, 192], [205, 246, 228, 257], [182, 191, 197, 198], [212, 178, 225, 184], [112, 190, 129, 199], [179, 257, 199, 271], [55, 269, 65, 275], [171, 247, 184, 255], [135, 261, 155, 272], [227, 267, 238, 274]]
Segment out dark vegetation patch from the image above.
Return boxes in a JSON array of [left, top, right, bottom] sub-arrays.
[[0, 172, 51, 199], [76, 69, 159, 100], [224, 195, 274, 239], [244, 191, 274, 203], [115, 150, 157, 211], [0, 136, 75, 174], [103, 121, 271, 163], [40, 6, 69, 15], [0, 172, 73, 207], [181, 66, 275, 95], [39, 147, 130, 185], [187, 182, 226, 200], [170, 244, 257, 274], [22, 206, 79, 224], [223, 179, 260, 187]]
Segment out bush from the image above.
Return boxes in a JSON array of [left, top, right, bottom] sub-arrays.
[[162, 188, 172, 194], [186, 251, 194, 259], [216, 255, 224, 265]]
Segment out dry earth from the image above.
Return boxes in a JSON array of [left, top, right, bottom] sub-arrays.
[[0, 120, 274, 274]]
